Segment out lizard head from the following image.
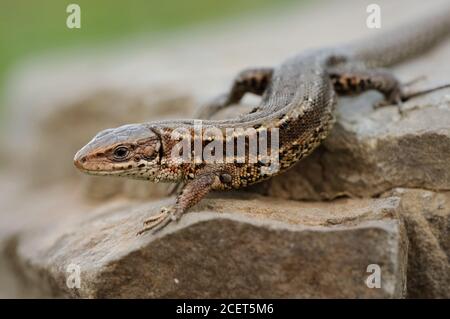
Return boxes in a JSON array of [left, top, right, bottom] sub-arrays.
[[74, 124, 163, 179]]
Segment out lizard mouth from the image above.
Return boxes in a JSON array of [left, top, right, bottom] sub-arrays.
[[75, 166, 140, 177], [73, 155, 137, 175], [74, 147, 137, 174]]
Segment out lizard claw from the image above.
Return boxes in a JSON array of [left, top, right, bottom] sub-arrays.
[[137, 206, 178, 236], [373, 89, 404, 115], [142, 209, 168, 225], [374, 98, 404, 116]]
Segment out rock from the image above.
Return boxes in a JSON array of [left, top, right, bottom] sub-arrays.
[[250, 92, 450, 200], [383, 188, 450, 298], [0, 175, 93, 298], [8, 194, 407, 298]]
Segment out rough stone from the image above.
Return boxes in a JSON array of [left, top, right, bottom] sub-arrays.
[[383, 188, 450, 298], [249, 90, 450, 200], [7, 194, 407, 298], [0, 175, 92, 298]]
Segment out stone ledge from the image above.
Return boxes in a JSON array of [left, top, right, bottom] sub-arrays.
[[383, 188, 450, 298], [7, 195, 407, 298], [250, 95, 450, 200]]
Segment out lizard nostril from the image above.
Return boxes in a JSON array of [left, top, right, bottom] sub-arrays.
[[74, 159, 82, 169], [74, 153, 87, 169]]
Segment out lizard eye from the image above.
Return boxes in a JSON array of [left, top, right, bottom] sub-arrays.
[[113, 146, 129, 160]]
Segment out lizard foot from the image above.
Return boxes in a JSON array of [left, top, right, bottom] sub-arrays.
[[374, 98, 402, 109], [374, 82, 450, 110], [373, 89, 405, 116], [137, 206, 178, 236]]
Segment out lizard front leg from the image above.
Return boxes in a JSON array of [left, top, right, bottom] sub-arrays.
[[138, 169, 223, 235], [166, 68, 273, 197], [195, 67, 273, 119], [166, 69, 273, 197]]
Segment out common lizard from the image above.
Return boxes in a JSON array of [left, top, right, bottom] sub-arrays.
[[74, 7, 450, 235]]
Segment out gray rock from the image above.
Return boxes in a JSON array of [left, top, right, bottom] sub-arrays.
[[383, 188, 450, 298], [9, 195, 407, 298]]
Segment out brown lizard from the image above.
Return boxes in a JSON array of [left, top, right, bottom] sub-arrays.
[[74, 7, 450, 235]]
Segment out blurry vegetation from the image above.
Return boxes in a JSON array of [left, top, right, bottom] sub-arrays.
[[0, 0, 300, 116]]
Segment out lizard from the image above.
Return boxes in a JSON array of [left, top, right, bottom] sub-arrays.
[[74, 6, 450, 235]]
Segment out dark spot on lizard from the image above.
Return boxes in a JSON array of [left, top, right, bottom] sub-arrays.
[[279, 121, 289, 129], [261, 76, 268, 85], [220, 173, 232, 183], [359, 79, 366, 90], [346, 77, 355, 88], [333, 80, 343, 91]]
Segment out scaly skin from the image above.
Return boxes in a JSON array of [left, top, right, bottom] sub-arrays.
[[74, 6, 450, 234]]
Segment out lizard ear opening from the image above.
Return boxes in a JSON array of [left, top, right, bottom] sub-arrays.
[[137, 138, 162, 162]]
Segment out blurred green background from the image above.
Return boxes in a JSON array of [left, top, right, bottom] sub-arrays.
[[0, 0, 301, 118]]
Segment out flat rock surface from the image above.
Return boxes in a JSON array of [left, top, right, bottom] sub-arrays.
[[9, 194, 406, 298]]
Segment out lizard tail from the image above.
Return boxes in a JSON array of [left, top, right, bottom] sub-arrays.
[[349, 4, 450, 68]]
